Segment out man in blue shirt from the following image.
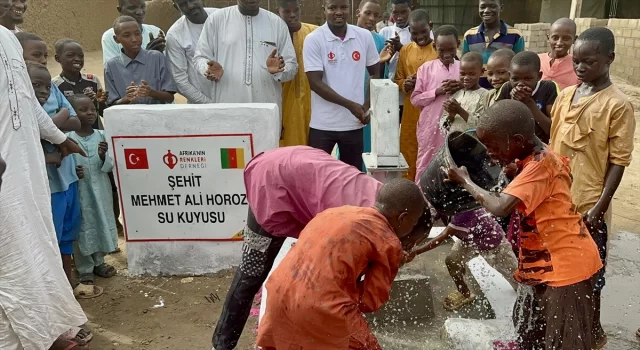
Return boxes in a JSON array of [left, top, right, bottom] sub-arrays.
[[462, 0, 525, 88]]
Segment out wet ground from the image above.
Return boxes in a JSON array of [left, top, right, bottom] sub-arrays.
[[62, 52, 640, 349]]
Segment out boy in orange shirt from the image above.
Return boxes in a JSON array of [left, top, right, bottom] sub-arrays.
[[446, 100, 602, 350], [538, 18, 579, 90], [257, 179, 426, 350]]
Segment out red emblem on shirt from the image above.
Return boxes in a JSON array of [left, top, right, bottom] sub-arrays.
[[87, 74, 94, 79], [352, 51, 361, 61], [328, 51, 335, 59]]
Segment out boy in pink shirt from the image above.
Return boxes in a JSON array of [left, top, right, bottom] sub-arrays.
[[212, 146, 433, 350], [538, 18, 579, 90]]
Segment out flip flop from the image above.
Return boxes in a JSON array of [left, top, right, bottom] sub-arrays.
[[443, 290, 476, 311], [94, 263, 116, 278], [74, 283, 104, 299], [593, 334, 608, 350], [59, 328, 93, 346]]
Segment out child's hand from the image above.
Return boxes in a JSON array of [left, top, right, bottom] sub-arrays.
[[125, 81, 138, 103], [76, 165, 85, 179], [444, 80, 462, 95], [44, 152, 62, 168], [98, 141, 108, 161], [387, 32, 403, 52], [511, 84, 534, 104], [442, 165, 470, 185], [443, 98, 462, 116], [347, 102, 368, 125], [403, 74, 417, 92], [84, 87, 97, 101], [96, 89, 108, 104], [136, 80, 153, 98]]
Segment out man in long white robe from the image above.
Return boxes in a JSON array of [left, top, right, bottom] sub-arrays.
[[193, 0, 297, 119], [0, 22, 88, 350]]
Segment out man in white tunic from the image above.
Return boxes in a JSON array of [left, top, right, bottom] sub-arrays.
[[194, 0, 297, 120], [166, 0, 216, 104], [0, 15, 89, 350]]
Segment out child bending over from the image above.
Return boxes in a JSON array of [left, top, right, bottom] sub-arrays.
[[258, 179, 427, 350], [441, 51, 487, 132], [410, 25, 461, 182], [446, 100, 602, 350], [67, 95, 119, 299], [410, 208, 517, 311]]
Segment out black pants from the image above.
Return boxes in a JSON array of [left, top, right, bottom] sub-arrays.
[[212, 208, 286, 350], [308, 128, 363, 170], [592, 222, 608, 292]]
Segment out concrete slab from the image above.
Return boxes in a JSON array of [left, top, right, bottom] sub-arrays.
[[367, 274, 435, 326]]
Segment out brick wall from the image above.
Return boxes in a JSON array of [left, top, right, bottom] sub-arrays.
[[607, 18, 640, 85], [514, 23, 550, 53]]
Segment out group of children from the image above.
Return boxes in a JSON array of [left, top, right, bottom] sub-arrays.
[[258, 11, 635, 350], [14, 13, 177, 298]]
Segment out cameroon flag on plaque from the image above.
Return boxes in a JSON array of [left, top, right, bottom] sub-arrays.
[[220, 148, 245, 169]]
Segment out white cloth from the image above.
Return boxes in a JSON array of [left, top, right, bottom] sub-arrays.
[[194, 5, 298, 119], [101, 23, 163, 65], [304, 23, 380, 132], [166, 8, 217, 104], [379, 24, 434, 106], [0, 27, 87, 350]]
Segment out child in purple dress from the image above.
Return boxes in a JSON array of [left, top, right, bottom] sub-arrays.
[[411, 208, 517, 311]]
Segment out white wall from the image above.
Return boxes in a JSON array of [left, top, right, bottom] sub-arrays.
[[105, 103, 280, 275]]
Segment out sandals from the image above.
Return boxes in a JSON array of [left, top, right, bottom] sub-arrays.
[[73, 283, 104, 299], [443, 290, 476, 311], [94, 263, 116, 278], [60, 328, 93, 346]]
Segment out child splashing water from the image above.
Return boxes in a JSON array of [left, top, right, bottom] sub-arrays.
[[67, 95, 118, 298], [411, 25, 461, 182]]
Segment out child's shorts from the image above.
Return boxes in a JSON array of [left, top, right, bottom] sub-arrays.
[[51, 181, 81, 255]]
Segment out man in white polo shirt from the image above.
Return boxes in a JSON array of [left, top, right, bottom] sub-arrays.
[[303, 0, 380, 170]]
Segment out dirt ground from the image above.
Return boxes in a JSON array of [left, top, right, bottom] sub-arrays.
[[50, 52, 640, 350]]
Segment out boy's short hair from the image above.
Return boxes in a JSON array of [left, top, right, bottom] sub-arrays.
[[461, 51, 484, 67], [113, 15, 140, 31], [480, 100, 535, 138], [408, 8, 429, 24], [25, 60, 49, 76], [68, 93, 92, 108], [434, 25, 458, 41], [15, 32, 44, 47], [511, 51, 541, 72], [577, 27, 615, 54], [489, 48, 516, 62], [390, 0, 410, 5], [54, 38, 78, 56], [358, 0, 379, 9], [279, 0, 299, 8], [551, 17, 577, 34]]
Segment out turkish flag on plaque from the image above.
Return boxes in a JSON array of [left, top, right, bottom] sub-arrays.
[[124, 149, 149, 170]]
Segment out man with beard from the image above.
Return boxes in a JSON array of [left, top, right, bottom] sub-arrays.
[[166, 0, 216, 104], [101, 0, 165, 64], [276, 0, 317, 146], [194, 0, 297, 128], [0, 1, 91, 348]]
